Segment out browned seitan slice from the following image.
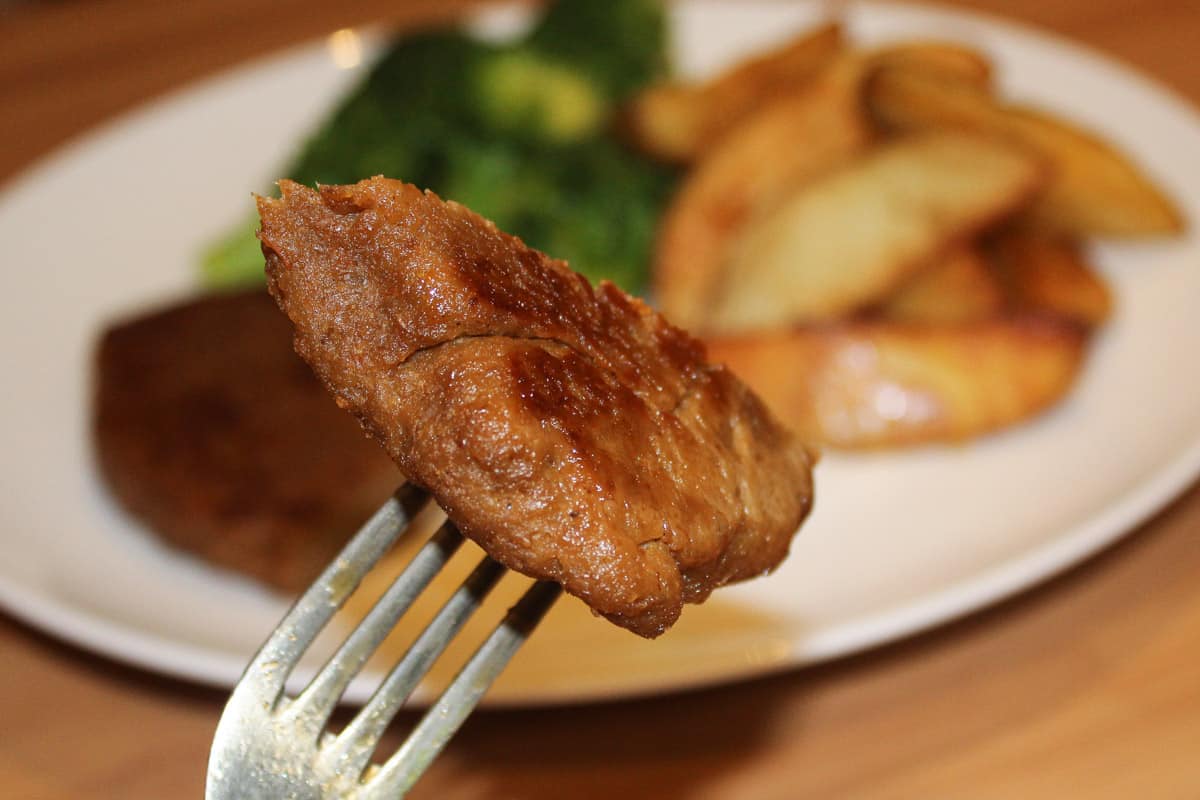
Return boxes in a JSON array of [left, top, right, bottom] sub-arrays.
[[258, 178, 815, 637]]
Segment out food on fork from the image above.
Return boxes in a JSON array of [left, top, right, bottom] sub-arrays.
[[93, 290, 400, 590], [258, 177, 816, 638]]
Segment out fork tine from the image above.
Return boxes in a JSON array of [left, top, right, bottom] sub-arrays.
[[360, 580, 563, 799], [317, 553, 509, 783], [286, 520, 465, 731], [242, 483, 429, 701]]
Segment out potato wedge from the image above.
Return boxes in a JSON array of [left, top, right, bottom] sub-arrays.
[[706, 132, 1044, 333], [879, 246, 1005, 323], [655, 57, 873, 331], [620, 84, 706, 165], [868, 41, 993, 88], [622, 22, 844, 162], [989, 232, 1112, 326], [706, 317, 1087, 448], [867, 67, 1184, 237]]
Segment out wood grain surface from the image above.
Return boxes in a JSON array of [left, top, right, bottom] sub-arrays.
[[2, 1, 1199, 797]]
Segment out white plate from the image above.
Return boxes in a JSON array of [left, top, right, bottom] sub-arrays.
[[3, 1, 1200, 706]]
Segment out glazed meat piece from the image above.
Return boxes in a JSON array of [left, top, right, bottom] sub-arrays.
[[93, 289, 399, 591], [259, 178, 815, 637]]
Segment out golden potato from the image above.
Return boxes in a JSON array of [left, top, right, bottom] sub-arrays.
[[619, 84, 705, 165], [706, 317, 1088, 448], [621, 22, 844, 162], [867, 67, 1184, 237], [706, 132, 1044, 333], [640, 25, 1173, 450], [878, 246, 1005, 323], [989, 232, 1112, 326], [654, 57, 873, 331], [868, 40, 993, 88]]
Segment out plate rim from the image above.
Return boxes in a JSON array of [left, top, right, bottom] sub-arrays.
[[2, 0, 1200, 707]]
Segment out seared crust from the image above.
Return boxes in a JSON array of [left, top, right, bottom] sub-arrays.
[[259, 178, 814, 637], [93, 290, 400, 591]]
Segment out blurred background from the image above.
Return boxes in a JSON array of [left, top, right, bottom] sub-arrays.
[[3, 0, 1198, 185], [2, 1, 1199, 798]]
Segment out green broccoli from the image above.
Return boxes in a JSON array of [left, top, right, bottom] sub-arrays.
[[527, 0, 669, 101], [200, 0, 675, 295], [291, 31, 493, 188], [473, 49, 606, 144], [199, 213, 269, 289]]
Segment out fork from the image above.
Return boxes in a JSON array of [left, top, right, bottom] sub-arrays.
[[205, 482, 561, 799]]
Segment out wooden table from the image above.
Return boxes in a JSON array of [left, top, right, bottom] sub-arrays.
[[2, 1, 1198, 797]]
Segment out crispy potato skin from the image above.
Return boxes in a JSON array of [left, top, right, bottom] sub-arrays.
[[706, 132, 1044, 332], [645, 22, 1178, 449], [622, 22, 844, 163], [621, 29, 994, 165], [654, 57, 872, 331], [706, 317, 1087, 448], [867, 67, 1185, 237], [868, 41, 993, 88], [878, 247, 1005, 323], [989, 232, 1113, 327]]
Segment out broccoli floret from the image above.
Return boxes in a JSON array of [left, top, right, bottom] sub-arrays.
[[290, 32, 494, 188], [200, 0, 675, 294], [199, 213, 264, 289], [473, 50, 606, 144], [526, 140, 675, 292], [202, 32, 494, 289], [526, 0, 668, 101], [438, 134, 675, 294]]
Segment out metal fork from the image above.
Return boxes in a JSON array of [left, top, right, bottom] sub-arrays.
[[205, 483, 561, 799]]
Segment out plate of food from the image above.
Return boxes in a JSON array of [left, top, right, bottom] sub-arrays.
[[1, 0, 1199, 706]]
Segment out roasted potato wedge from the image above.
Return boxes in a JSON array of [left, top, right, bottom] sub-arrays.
[[989, 232, 1112, 326], [655, 57, 873, 331], [867, 67, 1184, 237], [706, 132, 1044, 333], [879, 246, 1005, 323], [868, 41, 993, 88], [706, 317, 1088, 448], [622, 22, 844, 162]]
